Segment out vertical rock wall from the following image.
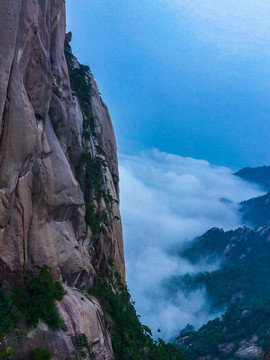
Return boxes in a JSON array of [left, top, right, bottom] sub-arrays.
[[0, 1, 124, 358]]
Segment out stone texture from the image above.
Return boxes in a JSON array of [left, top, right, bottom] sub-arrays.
[[218, 343, 235, 354], [235, 339, 263, 359], [0, 0, 124, 358]]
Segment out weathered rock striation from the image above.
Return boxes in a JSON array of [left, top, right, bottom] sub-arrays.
[[0, 1, 124, 358]]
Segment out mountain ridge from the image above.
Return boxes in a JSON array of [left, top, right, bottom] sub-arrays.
[[235, 166, 270, 191]]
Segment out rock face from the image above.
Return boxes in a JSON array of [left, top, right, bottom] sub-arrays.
[[0, 1, 124, 359]]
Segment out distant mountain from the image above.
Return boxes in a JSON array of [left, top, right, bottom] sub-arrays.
[[240, 192, 270, 227], [176, 301, 270, 360], [233, 166, 270, 227], [166, 167, 270, 360], [235, 166, 270, 190], [168, 225, 270, 360], [172, 226, 270, 310]]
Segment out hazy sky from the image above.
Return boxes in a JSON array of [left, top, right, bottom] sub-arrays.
[[66, 0, 270, 169]]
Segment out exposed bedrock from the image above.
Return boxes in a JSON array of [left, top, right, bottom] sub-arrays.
[[0, 1, 124, 358]]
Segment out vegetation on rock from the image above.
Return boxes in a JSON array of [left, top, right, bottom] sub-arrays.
[[30, 348, 52, 360], [65, 41, 187, 359], [0, 265, 65, 341], [72, 334, 90, 359], [0, 348, 13, 360], [12, 265, 65, 329], [90, 265, 188, 360], [65, 41, 116, 238]]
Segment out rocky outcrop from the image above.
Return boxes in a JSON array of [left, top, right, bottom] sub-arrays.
[[0, 1, 124, 359], [235, 336, 263, 359]]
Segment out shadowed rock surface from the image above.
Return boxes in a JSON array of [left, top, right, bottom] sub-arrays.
[[0, 1, 124, 358]]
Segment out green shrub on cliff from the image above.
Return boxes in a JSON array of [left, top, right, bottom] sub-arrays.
[[64, 42, 117, 240], [0, 265, 65, 340], [90, 269, 188, 360], [0, 348, 13, 360], [30, 348, 52, 360], [79, 151, 118, 238], [72, 334, 89, 359], [64, 42, 92, 115], [0, 291, 15, 338], [12, 265, 65, 329]]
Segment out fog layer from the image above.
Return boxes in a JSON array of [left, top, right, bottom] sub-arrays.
[[119, 149, 263, 339]]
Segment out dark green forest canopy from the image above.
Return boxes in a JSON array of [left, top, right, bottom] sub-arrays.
[[166, 225, 270, 359]]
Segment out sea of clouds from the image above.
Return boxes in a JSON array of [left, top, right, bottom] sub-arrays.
[[119, 149, 263, 340]]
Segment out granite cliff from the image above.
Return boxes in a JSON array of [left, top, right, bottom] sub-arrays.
[[0, 2, 190, 360], [0, 1, 124, 358]]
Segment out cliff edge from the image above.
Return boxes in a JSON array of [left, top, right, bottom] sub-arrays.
[[0, 1, 124, 358]]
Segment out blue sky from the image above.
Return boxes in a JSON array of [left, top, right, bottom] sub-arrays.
[[66, 0, 270, 169]]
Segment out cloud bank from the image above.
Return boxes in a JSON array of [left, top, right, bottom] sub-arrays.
[[119, 149, 263, 340]]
